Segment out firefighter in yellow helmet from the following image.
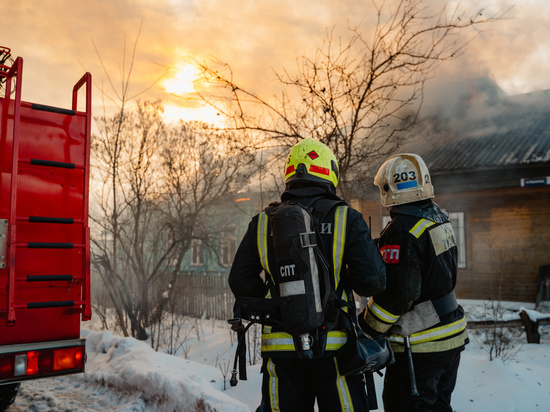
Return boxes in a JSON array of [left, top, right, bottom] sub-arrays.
[[229, 138, 386, 411], [359, 153, 468, 412]]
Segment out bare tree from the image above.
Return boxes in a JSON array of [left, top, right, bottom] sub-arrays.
[[482, 243, 522, 362], [189, 0, 506, 200], [158, 121, 254, 265], [89, 28, 251, 342], [92, 99, 167, 339], [92, 102, 254, 341], [89, 26, 168, 338], [91, 104, 130, 337]]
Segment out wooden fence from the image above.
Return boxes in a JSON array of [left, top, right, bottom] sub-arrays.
[[467, 309, 550, 343], [178, 275, 550, 340], [179, 273, 234, 320]]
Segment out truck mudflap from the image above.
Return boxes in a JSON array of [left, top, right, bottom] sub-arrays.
[[0, 338, 86, 384]]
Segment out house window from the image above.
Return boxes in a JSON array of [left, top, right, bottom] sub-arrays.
[[449, 212, 466, 269], [191, 239, 205, 266], [221, 227, 237, 266]]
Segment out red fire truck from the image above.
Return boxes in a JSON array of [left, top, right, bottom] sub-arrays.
[[0, 47, 92, 410]]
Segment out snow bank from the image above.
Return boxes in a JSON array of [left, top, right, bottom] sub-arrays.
[[81, 329, 249, 412]]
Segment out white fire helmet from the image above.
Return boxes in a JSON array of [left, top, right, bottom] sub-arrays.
[[374, 153, 434, 207]]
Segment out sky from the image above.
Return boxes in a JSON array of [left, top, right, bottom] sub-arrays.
[[8, 300, 550, 411], [2, 0, 550, 126]]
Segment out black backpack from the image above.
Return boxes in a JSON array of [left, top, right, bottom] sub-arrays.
[[229, 198, 345, 385], [268, 200, 336, 336]]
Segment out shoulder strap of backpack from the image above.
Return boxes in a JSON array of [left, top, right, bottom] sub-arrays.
[[310, 197, 346, 225], [310, 197, 348, 289], [306, 198, 352, 334]]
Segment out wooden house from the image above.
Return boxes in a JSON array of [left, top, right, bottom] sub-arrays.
[[360, 89, 550, 303]]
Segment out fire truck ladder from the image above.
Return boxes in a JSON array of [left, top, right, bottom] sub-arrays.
[[1, 57, 92, 325]]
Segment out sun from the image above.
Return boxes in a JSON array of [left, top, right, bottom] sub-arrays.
[[161, 62, 225, 126], [163, 63, 201, 95]]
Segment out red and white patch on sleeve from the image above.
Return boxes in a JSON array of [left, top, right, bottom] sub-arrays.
[[380, 245, 401, 264]]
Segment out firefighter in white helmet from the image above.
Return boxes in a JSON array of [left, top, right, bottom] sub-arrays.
[[359, 153, 469, 412]]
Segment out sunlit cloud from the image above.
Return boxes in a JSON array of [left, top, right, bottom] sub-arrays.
[[2, 0, 550, 120], [163, 102, 224, 127], [162, 63, 201, 95]]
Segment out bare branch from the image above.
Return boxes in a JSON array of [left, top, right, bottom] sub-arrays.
[[187, 0, 506, 201]]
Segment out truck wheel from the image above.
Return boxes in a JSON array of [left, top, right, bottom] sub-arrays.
[[0, 383, 20, 411]]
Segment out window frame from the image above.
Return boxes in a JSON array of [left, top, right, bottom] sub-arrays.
[[449, 212, 466, 269], [190, 238, 205, 266], [220, 226, 237, 267]]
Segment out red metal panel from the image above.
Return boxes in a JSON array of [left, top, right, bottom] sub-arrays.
[[0, 58, 92, 345], [0, 309, 81, 345], [14, 163, 86, 219], [17, 105, 87, 165]]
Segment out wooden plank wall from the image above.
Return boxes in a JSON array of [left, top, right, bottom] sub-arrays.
[[439, 186, 548, 302], [361, 185, 550, 303]]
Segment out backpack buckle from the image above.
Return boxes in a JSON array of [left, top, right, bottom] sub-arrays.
[[299, 231, 317, 248]]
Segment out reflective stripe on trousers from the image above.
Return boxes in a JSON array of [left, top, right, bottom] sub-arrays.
[[264, 357, 356, 412], [334, 357, 355, 412]]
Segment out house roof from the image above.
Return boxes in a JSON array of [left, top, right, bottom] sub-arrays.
[[404, 89, 550, 173]]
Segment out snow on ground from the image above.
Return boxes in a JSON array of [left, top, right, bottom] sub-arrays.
[[7, 300, 550, 411], [10, 328, 248, 412], [454, 342, 550, 412]]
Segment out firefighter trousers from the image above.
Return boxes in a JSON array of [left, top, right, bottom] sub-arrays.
[[382, 347, 463, 412], [257, 356, 371, 412]]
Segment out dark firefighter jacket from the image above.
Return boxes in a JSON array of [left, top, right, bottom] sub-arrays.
[[228, 185, 386, 358], [360, 199, 469, 353]]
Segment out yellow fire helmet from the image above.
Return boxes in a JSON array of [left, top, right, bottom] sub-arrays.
[[284, 138, 340, 188], [374, 153, 434, 207]]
